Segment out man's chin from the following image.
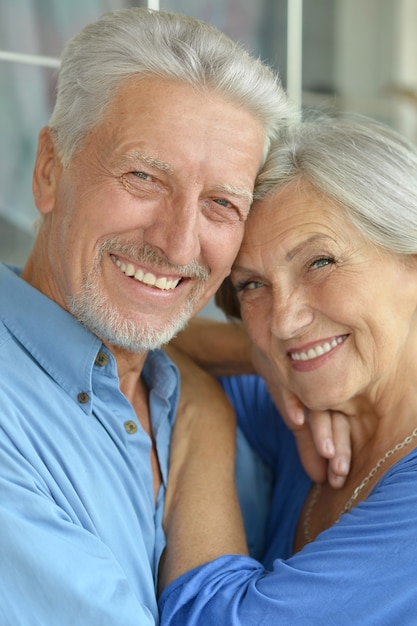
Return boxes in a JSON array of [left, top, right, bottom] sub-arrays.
[[69, 282, 201, 353]]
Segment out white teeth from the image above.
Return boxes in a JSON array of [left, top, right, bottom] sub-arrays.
[[155, 277, 167, 289], [111, 255, 180, 290], [143, 272, 156, 286], [291, 336, 346, 361]]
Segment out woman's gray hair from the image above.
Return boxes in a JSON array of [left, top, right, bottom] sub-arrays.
[[254, 112, 417, 255], [49, 8, 288, 167]]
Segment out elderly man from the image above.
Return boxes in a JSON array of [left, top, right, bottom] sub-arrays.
[[0, 8, 287, 625]]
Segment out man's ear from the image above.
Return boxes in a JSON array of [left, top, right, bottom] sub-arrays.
[[32, 127, 62, 215]]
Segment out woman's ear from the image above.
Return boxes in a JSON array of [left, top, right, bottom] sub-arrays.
[[32, 127, 62, 215]]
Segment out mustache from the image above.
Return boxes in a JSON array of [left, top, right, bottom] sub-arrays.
[[98, 237, 210, 281]]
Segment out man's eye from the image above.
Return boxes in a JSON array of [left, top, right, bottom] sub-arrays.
[[201, 198, 242, 224], [132, 171, 151, 180], [214, 198, 232, 208]]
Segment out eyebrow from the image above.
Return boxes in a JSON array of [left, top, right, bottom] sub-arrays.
[[214, 184, 253, 205], [120, 152, 253, 208], [286, 234, 335, 261], [121, 150, 174, 174], [233, 233, 336, 274]]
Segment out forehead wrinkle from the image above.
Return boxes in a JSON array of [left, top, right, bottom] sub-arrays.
[[121, 150, 174, 174], [286, 234, 336, 262]]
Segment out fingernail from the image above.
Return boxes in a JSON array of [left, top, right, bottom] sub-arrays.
[[324, 439, 335, 456], [293, 409, 305, 426], [336, 457, 350, 475], [331, 475, 345, 488]]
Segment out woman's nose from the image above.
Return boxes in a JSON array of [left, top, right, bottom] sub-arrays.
[[270, 287, 314, 340]]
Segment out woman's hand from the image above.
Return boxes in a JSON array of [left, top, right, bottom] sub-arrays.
[[170, 319, 352, 487], [251, 346, 351, 488]]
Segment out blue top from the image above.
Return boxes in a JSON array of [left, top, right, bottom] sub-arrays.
[[0, 264, 179, 625], [160, 374, 417, 625]]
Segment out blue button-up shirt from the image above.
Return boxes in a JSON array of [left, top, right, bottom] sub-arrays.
[[0, 263, 179, 625]]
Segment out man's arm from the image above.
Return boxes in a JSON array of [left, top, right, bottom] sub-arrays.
[[170, 317, 254, 376], [0, 474, 158, 625], [160, 345, 247, 591]]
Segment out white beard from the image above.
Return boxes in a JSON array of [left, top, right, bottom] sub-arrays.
[[67, 238, 209, 352]]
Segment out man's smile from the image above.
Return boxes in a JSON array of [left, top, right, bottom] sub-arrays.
[[111, 254, 182, 290]]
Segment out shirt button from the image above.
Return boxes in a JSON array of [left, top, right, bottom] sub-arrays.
[[124, 420, 138, 434], [95, 352, 109, 367], [77, 392, 90, 404]]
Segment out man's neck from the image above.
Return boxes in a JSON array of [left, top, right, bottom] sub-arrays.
[[105, 343, 148, 402], [110, 343, 162, 500]]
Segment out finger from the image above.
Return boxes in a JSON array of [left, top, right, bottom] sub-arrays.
[[327, 413, 351, 488], [308, 410, 336, 459], [278, 388, 305, 428], [250, 347, 306, 428]]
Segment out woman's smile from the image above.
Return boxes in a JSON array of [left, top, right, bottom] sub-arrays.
[[288, 334, 349, 371]]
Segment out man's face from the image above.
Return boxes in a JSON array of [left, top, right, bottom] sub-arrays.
[[32, 76, 265, 352]]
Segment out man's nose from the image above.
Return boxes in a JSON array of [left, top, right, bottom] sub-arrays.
[[144, 196, 201, 267]]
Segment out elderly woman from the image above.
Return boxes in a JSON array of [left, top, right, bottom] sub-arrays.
[[158, 114, 417, 624]]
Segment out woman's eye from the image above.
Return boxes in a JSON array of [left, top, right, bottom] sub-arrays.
[[234, 279, 264, 292], [309, 256, 334, 270]]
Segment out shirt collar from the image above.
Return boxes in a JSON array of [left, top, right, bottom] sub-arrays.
[[0, 264, 102, 410], [0, 264, 179, 416], [143, 350, 178, 403]]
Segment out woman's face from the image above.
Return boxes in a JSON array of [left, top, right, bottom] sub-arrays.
[[232, 182, 417, 411]]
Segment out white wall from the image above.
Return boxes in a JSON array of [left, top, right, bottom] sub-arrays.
[[334, 0, 417, 139]]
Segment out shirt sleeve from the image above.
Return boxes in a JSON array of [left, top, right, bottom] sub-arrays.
[[159, 452, 417, 625], [0, 430, 156, 625], [220, 375, 287, 468]]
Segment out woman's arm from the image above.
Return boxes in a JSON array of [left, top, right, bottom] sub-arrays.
[[159, 458, 417, 624]]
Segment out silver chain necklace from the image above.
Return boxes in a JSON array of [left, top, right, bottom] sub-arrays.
[[303, 426, 417, 543]]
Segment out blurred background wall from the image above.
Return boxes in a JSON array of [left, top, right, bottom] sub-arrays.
[[1, 0, 417, 318]]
